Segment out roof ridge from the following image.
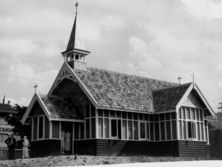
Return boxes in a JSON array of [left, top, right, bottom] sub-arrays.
[[152, 82, 192, 93], [81, 66, 178, 86]]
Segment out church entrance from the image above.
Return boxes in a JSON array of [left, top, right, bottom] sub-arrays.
[[61, 122, 73, 154]]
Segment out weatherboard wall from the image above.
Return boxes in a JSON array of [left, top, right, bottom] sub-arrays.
[[74, 139, 209, 158]]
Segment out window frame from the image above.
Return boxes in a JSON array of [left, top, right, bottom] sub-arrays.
[[51, 121, 60, 139], [37, 115, 44, 140], [187, 121, 196, 140], [178, 107, 206, 141], [110, 119, 118, 138], [139, 121, 146, 140]]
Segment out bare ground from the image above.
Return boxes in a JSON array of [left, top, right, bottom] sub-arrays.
[[0, 155, 211, 167]]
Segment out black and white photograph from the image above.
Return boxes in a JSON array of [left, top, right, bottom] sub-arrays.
[[0, 0, 222, 166]]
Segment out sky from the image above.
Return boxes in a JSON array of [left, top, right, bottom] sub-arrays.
[[0, 0, 222, 112]]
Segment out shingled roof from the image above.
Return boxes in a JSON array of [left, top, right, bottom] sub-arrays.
[[74, 67, 183, 113], [152, 83, 191, 112], [40, 95, 82, 119]]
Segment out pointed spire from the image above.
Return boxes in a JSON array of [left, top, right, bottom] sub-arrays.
[[62, 2, 90, 71], [64, 2, 88, 53]]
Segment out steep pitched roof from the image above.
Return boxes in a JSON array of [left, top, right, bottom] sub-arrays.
[[65, 12, 87, 52], [40, 95, 82, 120], [152, 83, 191, 112], [74, 67, 179, 113]]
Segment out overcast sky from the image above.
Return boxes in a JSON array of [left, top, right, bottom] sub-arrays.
[[0, 0, 222, 112]]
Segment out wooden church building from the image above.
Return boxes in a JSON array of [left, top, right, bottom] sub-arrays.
[[22, 4, 215, 158]]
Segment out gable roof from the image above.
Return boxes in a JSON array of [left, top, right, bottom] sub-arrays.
[[74, 67, 178, 113], [176, 83, 215, 117], [23, 63, 215, 123], [21, 93, 83, 124], [47, 63, 215, 116], [40, 95, 83, 120], [152, 83, 191, 112]]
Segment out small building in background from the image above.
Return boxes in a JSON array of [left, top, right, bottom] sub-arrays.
[[0, 100, 17, 159]]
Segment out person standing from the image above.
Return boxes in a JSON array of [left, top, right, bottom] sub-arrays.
[[61, 130, 65, 154], [22, 136, 29, 159], [5, 133, 16, 160], [65, 132, 71, 153]]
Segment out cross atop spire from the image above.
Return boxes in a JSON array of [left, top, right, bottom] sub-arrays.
[[75, 2, 79, 15], [62, 2, 90, 71]]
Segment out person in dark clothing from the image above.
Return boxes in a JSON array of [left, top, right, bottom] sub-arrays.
[[5, 133, 16, 160]]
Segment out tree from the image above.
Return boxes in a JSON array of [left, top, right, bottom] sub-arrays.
[[5, 104, 27, 136]]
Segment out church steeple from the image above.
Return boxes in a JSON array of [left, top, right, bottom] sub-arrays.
[[62, 2, 90, 71]]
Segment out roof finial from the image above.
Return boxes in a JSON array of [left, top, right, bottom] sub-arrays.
[[191, 72, 195, 83], [34, 83, 38, 93], [177, 76, 182, 85], [75, 1, 79, 16]]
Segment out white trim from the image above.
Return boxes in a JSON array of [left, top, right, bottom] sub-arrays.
[[206, 121, 210, 144], [95, 109, 98, 138], [50, 118, 84, 122], [97, 106, 175, 114], [176, 109, 179, 140], [164, 116, 167, 141], [37, 93, 51, 119], [159, 115, 161, 140], [110, 119, 118, 139], [21, 93, 51, 124], [65, 62, 98, 107], [22, 93, 84, 124], [43, 115, 45, 139], [79, 123, 82, 139], [37, 115, 44, 140], [177, 106, 208, 141], [176, 83, 215, 117], [72, 123, 75, 141], [48, 63, 73, 95], [51, 121, 61, 139], [153, 122, 155, 141], [31, 117, 34, 141], [139, 121, 146, 140], [170, 113, 173, 140], [194, 84, 215, 117], [37, 116, 39, 140], [21, 94, 37, 124], [49, 121, 52, 139], [187, 121, 197, 140], [89, 105, 91, 138], [176, 83, 193, 111], [59, 121, 62, 139], [72, 122, 74, 154]]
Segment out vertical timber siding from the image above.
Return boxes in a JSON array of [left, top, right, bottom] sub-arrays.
[[182, 91, 204, 108]]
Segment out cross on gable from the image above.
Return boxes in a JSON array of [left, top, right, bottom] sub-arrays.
[[34, 83, 38, 93], [177, 76, 182, 85]]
